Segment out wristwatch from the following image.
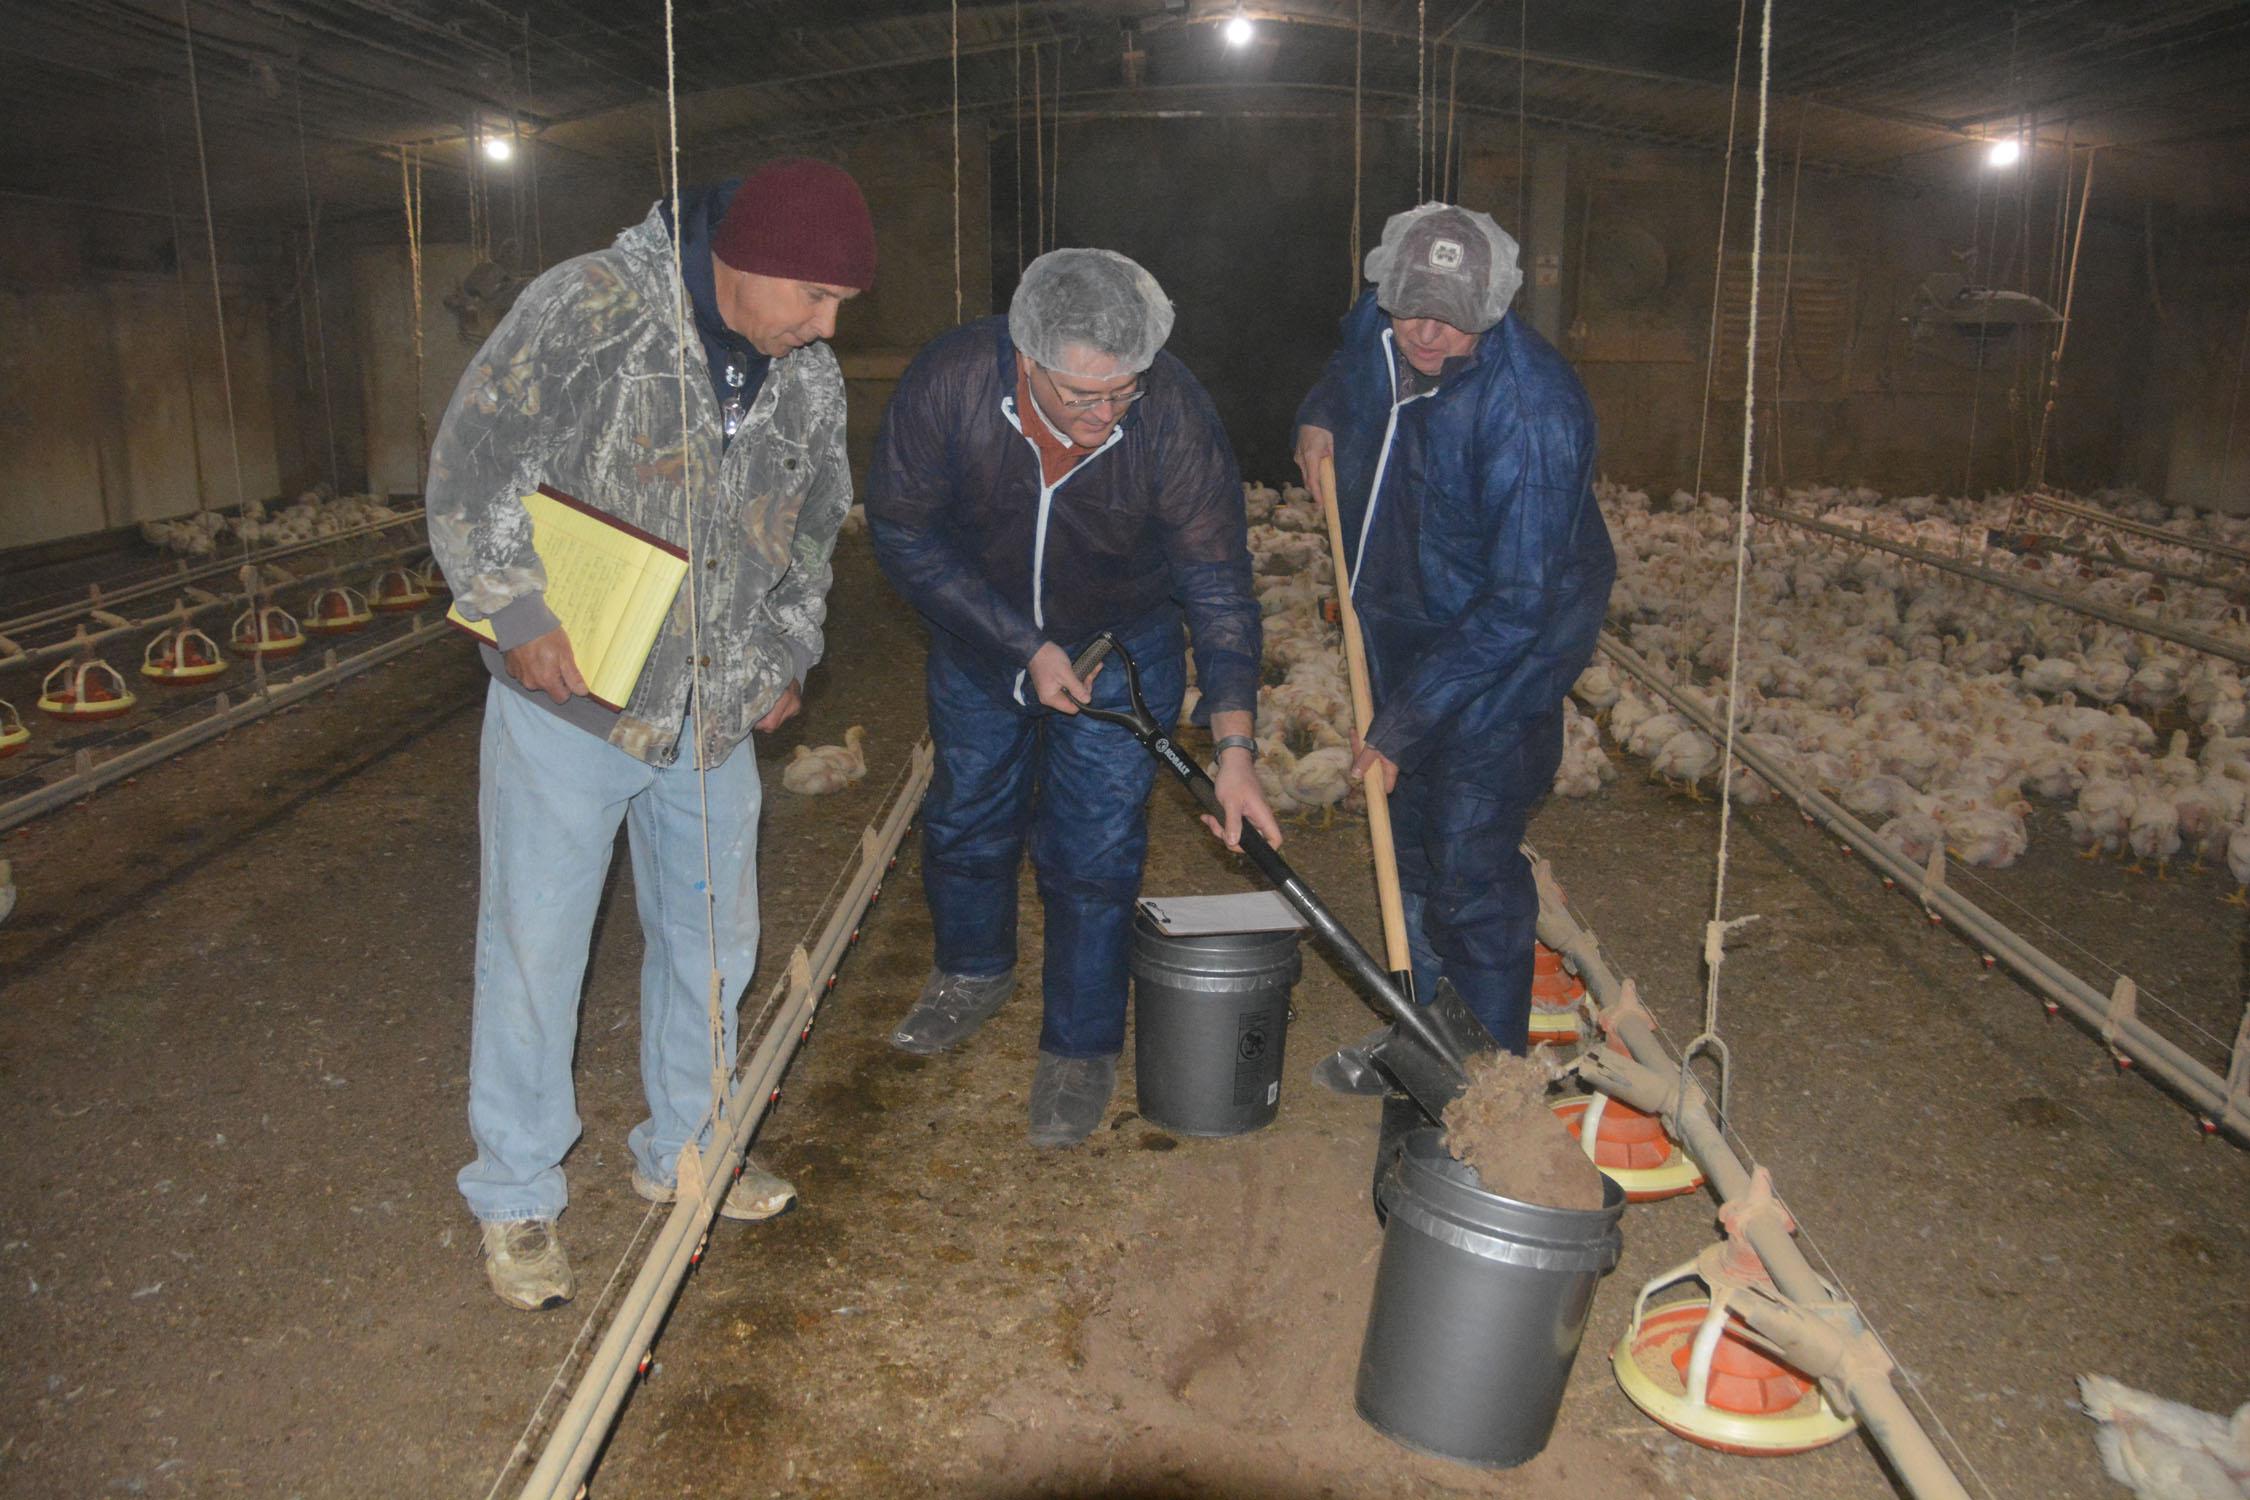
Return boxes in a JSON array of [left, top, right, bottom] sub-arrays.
[[1213, 734, 1258, 760]]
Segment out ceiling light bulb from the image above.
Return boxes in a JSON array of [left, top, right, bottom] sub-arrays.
[[1986, 138, 2020, 168], [483, 134, 515, 163], [1224, 13, 1254, 46]]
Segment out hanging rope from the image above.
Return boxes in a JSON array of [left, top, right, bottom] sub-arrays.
[[1688, 0, 1751, 503], [1048, 43, 1061, 247], [2029, 146, 2098, 491], [1017, 0, 1026, 275], [951, 0, 962, 322], [1441, 44, 1460, 200], [2219, 300, 2250, 502], [1961, 156, 1992, 499], [155, 110, 211, 517], [399, 146, 429, 496], [294, 72, 342, 498], [656, 0, 733, 1159], [1764, 102, 1806, 496], [1514, 0, 1526, 231], [1415, 0, 1427, 200], [180, 0, 248, 517], [1349, 0, 1363, 299], [1688, 0, 1776, 1122], [1032, 41, 1045, 257], [523, 11, 545, 268]]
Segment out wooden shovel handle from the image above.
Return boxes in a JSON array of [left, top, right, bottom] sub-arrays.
[[1314, 455, 1415, 979]]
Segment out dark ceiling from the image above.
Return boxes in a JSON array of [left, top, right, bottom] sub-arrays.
[[5, 0, 2248, 246]]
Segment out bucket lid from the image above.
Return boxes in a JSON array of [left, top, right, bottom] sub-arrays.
[[1378, 1128, 1624, 1273]]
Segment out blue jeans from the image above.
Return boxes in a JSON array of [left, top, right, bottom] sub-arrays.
[[919, 619, 1185, 1059], [1388, 710, 1563, 1055], [457, 682, 762, 1223]]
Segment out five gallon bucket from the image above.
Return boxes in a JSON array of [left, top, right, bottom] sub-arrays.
[[1357, 1126, 1627, 1467], [1129, 913, 1301, 1137]]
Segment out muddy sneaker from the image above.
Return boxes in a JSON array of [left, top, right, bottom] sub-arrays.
[[631, 1159, 798, 1222], [888, 967, 1016, 1055], [1027, 1051, 1119, 1149], [480, 1218, 574, 1311]]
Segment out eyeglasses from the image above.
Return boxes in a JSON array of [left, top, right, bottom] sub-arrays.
[[1041, 367, 1146, 413]]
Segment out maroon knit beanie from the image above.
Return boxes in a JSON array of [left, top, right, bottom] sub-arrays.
[[712, 158, 877, 291]]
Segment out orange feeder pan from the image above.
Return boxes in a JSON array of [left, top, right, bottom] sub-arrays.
[[233, 605, 306, 658], [37, 659, 137, 721], [141, 624, 228, 684], [302, 585, 373, 634], [0, 701, 28, 758], [1613, 1299, 1855, 1456], [1551, 1094, 1705, 1201], [368, 568, 431, 612], [1530, 943, 1586, 1045]]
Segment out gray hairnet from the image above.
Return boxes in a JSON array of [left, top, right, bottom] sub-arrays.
[[1008, 248, 1176, 377], [1363, 202, 1522, 334]]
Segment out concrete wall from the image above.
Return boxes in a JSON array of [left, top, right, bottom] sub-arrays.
[[335, 122, 987, 500], [1457, 129, 2155, 501], [0, 204, 280, 550]]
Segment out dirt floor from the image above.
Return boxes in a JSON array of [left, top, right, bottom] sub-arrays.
[[3, 532, 2246, 1499]]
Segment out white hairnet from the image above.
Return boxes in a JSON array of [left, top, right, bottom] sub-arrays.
[[1009, 248, 1176, 377], [1363, 202, 1522, 334]]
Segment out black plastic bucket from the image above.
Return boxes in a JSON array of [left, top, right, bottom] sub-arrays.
[[1128, 914, 1301, 1137], [1356, 1126, 1626, 1468]]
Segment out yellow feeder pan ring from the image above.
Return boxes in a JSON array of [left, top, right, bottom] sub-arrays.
[[1613, 1299, 1857, 1457], [368, 568, 431, 612], [302, 585, 373, 634], [141, 623, 228, 683], [233, 605, 306, 658], [0, 701, 28, 758], [1529, 1005, 1582, 1047], [1552, 1094, 1704, 1201], [38, 659, 137, 721]]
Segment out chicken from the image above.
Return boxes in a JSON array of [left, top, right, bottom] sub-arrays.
[[2077, 1374, 2250, 1500], [780, 725, 867, 796], [1284, 745, 1353, 821], [2070, 777, 2137, 858], [1650, 727, 1721, 796], [2127, 790, 2182, 876]]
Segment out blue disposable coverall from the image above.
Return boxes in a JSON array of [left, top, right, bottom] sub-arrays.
[[1297, 291, 1614, 1049], [866, 317, 1261, 1059]]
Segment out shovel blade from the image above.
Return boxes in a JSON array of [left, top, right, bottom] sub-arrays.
[[1366, 977, 1501, 1122]]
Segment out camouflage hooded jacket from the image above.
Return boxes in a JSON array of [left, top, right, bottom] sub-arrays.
[[426, 200, 851, 767]]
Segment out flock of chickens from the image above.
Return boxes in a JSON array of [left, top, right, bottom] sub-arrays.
[[1575, 484, 2250, 896], [141, 491, 405, 555]]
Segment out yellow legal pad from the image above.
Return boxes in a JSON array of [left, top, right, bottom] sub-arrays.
[[446, 486, 690, 711]]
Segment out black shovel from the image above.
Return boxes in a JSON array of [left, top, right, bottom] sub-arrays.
[[1066, 634, 1498, 1122]]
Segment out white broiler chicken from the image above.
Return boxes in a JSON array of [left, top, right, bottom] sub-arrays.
[[1572, 660, 1622, 713], [2228, 823, 2250, 908], [1285, 745, 1354, 820], [1650, 727, 1721, 797], [2069, 777, 2137, 858], [1875, 811, 1947, 864], [780, 725, 867, 796], [2126, 789, 2182, 876], [2077, 1374, 2250, 1500]]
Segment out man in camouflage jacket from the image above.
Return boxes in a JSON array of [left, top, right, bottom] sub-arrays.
[[426, 159, 874, 1310]]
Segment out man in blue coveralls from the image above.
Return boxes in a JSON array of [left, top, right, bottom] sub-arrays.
[[1293, 203, 1614, 1055], [865, 248, 1281, 1147]]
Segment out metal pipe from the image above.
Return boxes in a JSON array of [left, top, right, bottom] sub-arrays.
[[1751, 505, 2250, 668], [512, 743, 935, 1500], [1, 509, 427, 641], [1530, 862, 1973, 1500], [2014, 490, 2250, 570], [0, 617, 450, 834], [1, 540, 432, 676], [1596, 633, 2249, 1142]]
